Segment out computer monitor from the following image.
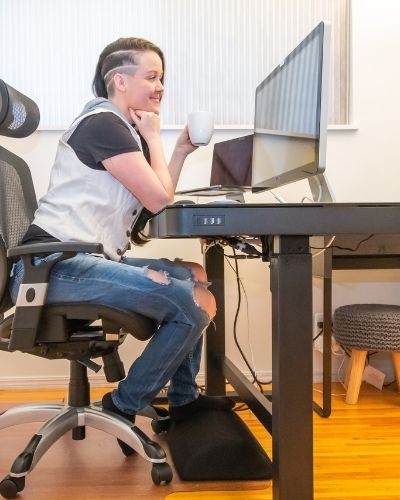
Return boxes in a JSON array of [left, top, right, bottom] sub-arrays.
[[176, 22, 332, 201], [251, 21, 331, 194]]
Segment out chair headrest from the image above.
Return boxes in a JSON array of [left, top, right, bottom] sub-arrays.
[[0, 79, 40, 138]]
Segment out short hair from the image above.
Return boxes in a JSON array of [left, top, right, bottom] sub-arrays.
[[92, 37, 165, 98]]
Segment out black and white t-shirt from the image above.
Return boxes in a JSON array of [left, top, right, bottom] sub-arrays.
[[22, 112, 149, 245]]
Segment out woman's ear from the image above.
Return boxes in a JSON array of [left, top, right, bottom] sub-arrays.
[[113, 73, 127, 93]]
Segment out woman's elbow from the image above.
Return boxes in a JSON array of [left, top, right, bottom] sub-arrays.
[[145, 193, 173, 214]]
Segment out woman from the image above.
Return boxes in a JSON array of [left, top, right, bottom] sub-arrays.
[[10, 37, 233, 421]]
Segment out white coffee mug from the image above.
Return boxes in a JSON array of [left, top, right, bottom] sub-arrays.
[[187, 111, 214, 146]]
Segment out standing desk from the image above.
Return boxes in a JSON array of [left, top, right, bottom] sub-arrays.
[[313, 233, 400, 417], [149, 202, 400, 500]]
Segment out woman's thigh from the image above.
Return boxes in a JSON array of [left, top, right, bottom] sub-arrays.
[[10, 254, 205, 325], [122, 256, 195, 281]]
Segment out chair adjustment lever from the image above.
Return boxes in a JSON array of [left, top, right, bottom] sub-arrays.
[[77, 358, 102, 373]]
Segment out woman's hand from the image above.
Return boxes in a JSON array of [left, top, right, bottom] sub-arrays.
[[129, 108, 161, 144], [174, 125, 198, 156]]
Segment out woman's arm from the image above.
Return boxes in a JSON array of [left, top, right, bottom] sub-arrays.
[[102, 151, 171, 214], [103, 112, 197, 213], [103, 109, 172, 213], [168, 125, 198, 188]]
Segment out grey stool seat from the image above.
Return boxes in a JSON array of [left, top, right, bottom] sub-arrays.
[[333, 304, 400, 404]]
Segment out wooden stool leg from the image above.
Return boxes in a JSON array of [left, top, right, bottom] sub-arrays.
[[345, 349, 367, 404], [391, 352, 400, 392], [345, 354, 353, 389]]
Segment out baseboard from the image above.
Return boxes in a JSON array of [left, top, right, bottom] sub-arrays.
[[0, 370, 327, 390], [0, 374, 112, 390]]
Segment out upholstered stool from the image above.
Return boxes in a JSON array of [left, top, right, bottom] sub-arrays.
[[333, 304, 400, 404]]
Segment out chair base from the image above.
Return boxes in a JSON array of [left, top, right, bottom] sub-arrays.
[[0, 401, 172, 497]]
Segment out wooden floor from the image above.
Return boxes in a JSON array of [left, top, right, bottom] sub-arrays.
[[0, 383, 399, 499]]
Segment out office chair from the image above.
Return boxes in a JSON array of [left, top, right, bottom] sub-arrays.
[[0, 79, 172, 499]]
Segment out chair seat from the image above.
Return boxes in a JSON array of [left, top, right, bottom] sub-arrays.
[[333, 304, 400, 351], [0, 303, 158, 350], [42, 303, 158, 340], [40, 303, 158, 342]]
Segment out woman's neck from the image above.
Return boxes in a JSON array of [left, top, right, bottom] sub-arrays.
[[109, 95, 132, 123]]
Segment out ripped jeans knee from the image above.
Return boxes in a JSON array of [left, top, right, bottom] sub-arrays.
[[145, 268, 171, 285], [144, 267, 216, 322], [192, 283, 217, 320]]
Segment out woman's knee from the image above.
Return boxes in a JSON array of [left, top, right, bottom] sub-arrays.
[[144, 266, 216, 320], [182, 261, 208, 283], [193, 284, 217, 320], [146, 268, 170, 284]]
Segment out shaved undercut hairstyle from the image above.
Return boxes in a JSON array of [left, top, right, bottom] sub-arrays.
[[92, 37, 165, 98]]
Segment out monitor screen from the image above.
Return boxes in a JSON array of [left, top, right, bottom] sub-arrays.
[[251, 22, 330, 192]]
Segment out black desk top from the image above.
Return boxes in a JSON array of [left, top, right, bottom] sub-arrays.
[[149, 202, 400, 238]]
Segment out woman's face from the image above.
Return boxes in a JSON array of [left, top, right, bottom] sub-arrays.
[[124, 50, 164, 114]]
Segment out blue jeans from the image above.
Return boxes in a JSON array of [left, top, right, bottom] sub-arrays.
[[9, 254, 211, 414]]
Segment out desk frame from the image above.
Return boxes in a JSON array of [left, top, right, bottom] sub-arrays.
[[205, 237, 313, 498], [313, 235, 400, 419], [149, 202, 400, 500]]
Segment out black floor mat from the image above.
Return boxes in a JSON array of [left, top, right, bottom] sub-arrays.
[[167, 409, 272, 481]]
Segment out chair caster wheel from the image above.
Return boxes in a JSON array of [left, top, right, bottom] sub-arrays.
[[151, 462, 173, 485], [151, 417, 170, 434], [117, 438, 136, 456], [0, 475, 25, 499]]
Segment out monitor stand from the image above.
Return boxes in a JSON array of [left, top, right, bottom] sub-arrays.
[[308, 173, 335, 203]]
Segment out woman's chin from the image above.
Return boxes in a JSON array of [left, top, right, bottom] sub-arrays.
[[149, 102, 160, 113]]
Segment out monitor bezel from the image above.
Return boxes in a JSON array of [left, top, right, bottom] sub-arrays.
[[251, 21, 331, 193]]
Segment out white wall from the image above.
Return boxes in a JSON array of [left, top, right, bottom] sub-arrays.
[[0, 0, 347, 128], [1, 0, 400, 388], [328, 0, 400, 202]]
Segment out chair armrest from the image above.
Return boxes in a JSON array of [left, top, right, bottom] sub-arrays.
[[7, 241, 104, 258], [8, 241, 104, 351]]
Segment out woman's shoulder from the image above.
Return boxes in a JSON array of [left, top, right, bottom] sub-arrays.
[[80, 111, 130, 131], [67, 111, 142, 169], [71, 111, 137, 146]]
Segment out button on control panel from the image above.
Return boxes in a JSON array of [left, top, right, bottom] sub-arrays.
[[193, 215, 225, 226]]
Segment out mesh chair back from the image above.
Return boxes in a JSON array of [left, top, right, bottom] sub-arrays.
[[0, 147, 37, 249], [0, 148, 38, 315], [0, 80, 39, 315]]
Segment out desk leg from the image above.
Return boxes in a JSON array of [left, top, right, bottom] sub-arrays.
[[204, 243, 226, 396], [322, 272, 332, 415], [271, 236, 313, 500], [312, 242, 332, 418], [312, 274, 333, 417]]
